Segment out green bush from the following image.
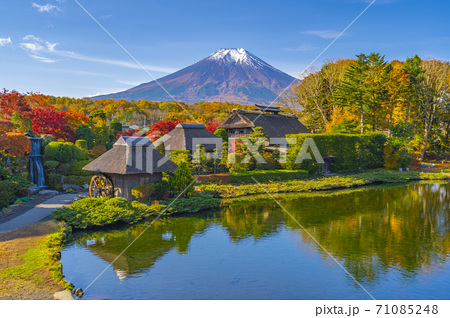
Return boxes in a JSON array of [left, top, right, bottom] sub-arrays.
[[76, 125, 94, 149], [63, 175, 91, 187], [161, 194, 220, 214], [48, 173, 63, 187], [132, 183, 157, 202], [0, 180, 21, 210], [169, 161, 195, 197], [170, 150, 191, 166], [229, 170, 308, 184], [286, 133, 386, 174], [44, 160, 60, 170], [44, 142, 88, 164], [75, 139, 88, 150], [214, 128, 228, 142], [69, 160, 94, 177], [56, 163, 72, 175], [109, 121, 122, 136], [52, 197, 166, 229]]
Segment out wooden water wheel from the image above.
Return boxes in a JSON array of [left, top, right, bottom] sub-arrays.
[[89, 174, 114, 198]]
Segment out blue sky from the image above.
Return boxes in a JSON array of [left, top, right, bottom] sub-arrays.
[[0, 0, 449, 98]]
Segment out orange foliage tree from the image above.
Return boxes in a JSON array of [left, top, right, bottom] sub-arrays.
[[0, 133, 32, 158]]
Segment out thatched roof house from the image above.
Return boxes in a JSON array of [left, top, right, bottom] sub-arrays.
[[160, 123, 223, 153], [83, 136, 177, 200], [218, 105, 310, 141]]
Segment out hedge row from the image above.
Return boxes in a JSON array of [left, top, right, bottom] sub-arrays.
[[286, 132, 386, 174], [229, 170, 308, 184]]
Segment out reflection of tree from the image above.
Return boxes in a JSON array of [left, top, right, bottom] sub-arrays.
[[288, 183, 450, 284], [220, 203, 285, 242], [75, 216, 211, 279]]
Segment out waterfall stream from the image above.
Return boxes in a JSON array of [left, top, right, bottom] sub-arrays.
[[29, 137, 46, 187]]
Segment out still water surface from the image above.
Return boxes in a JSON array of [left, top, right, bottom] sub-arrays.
[[61, 182, 450, 299]]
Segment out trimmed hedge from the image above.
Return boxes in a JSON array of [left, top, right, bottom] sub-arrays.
[[229, 170, 308, 184], [44, 142, 88, 163], [161, 194, 220, 214], [286, 132, 386, 174]]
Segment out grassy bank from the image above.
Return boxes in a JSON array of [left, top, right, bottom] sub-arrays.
[[0, 221, 73, 299], [53, 194, 221, 229], [198, 171, 449, 198]]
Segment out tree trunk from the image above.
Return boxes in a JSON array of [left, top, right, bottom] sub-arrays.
[[360, 103, 365, 134], [420, 111, 434, 161]]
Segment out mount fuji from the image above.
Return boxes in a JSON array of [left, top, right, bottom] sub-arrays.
[[93, 48, 297, 105]]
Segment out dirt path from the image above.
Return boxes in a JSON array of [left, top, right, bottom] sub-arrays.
[[0, 220, 65, 300]]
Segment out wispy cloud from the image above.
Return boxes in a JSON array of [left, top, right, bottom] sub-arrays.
[[32, 3, 61, 13], [19, 34, 176, 73], [116, 80, 142, 86], [285, 44, 319, 52], [303, 30, 341, 39], [0, 37, 12, 46]]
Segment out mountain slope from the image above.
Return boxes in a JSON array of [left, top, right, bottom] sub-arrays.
[[93, 48, 296, 105]]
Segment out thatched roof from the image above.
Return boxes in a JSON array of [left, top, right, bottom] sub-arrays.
[[218, 108, 310, 138], [83, 137, 177, 175], [160, 123, 222, 152]]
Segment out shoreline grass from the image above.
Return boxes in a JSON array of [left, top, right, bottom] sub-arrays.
[[198, 171, 449, 198]]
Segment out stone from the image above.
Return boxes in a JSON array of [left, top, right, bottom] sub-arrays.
[[38, 189, 59, 196], [62, 184, 83, 192], [28, 186, 41, 195], [54, 291, 74, 300], [82, 184, 90, 190]]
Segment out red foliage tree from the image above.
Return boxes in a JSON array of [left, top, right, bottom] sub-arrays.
[[0, 119, 15, 135], [114, 129, 142, 142], [31, 107, 75, 141], [0, 132, 32, 158], [147, 119, 184, 141], [0, 89, 32, 119], [205, 120, 221, 133]]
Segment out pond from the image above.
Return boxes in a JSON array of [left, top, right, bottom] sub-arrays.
[[61, 182, 450, 300]]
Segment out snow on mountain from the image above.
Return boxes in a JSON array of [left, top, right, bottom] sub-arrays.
[[92, 48, 296, 105]]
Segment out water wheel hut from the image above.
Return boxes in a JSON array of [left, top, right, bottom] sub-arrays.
[[83, 136, 177, 200]]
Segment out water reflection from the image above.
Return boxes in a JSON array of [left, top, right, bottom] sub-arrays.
[[64, 182, 450, 298]]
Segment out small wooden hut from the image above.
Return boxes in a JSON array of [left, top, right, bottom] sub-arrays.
[[161, 123, 223, 154], [218, 105, 310, 141], [83, 136, 177, 200]]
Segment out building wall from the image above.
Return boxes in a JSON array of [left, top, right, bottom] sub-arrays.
[[106, 173, 163, 200]]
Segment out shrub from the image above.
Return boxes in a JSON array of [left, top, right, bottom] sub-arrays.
[[170, 150, 191, 166], [40, 135, 57, 154], [105, 141, 114, 150], [92, 145, 107, 159], [286, 133, 386, 174], [169, 161, 195, 197], [109, 120, 122, 136], [229, 170, 308, 184], [161, 194, 220, 214], [75, 139, 88, 150], [48, 173, 63, 187], [69, 160, 94, 176], [132, 181, 170, 202], [132, 183, 157, 202], [0, 180, 21, 210], [76, 125, 94, 149], [56, 163, 72, 175], [63, 175, 91, 187], [44, 142, 88, 163], [52, 197, 166, 229], [44, 160, 60, 170], [214, 128, 228, 142]]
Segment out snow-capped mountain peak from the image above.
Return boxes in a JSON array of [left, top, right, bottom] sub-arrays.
[[93, 48, 295, 105]]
